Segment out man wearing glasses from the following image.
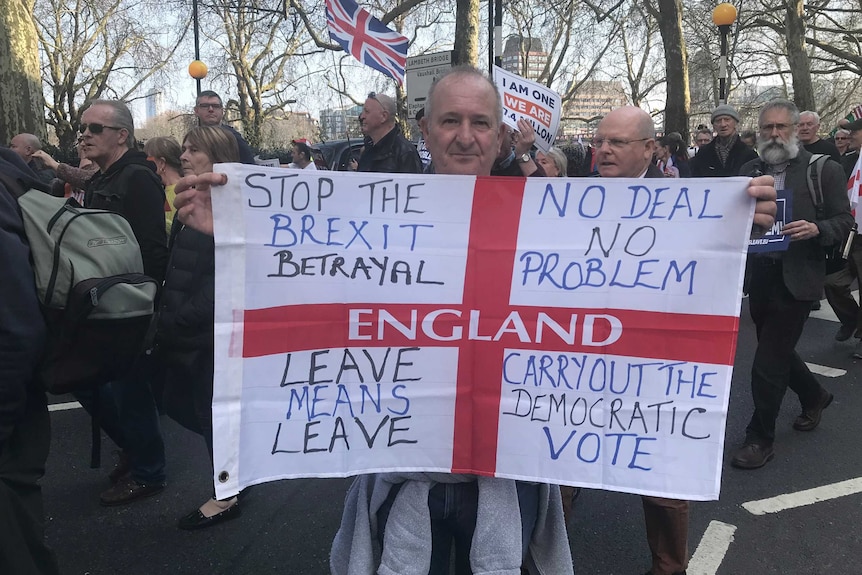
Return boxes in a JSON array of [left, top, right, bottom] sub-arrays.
[[78, 99, 169, 506], [194, 91, 256, 164], [690, 104, 758, 177], [732, 99, 852, 471], [592, 105, 691, 575], [834, 129, 858, 180], [356, 91, 422, 174]]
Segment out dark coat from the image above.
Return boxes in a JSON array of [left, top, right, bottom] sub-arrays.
[[357, 125, 423, 174], [156, 221, 215, 352], [221, 124, 257, 164], [690, 135, 758, 178], [85, 150, 168, 284], [0, 149, 47, 449], [741, 149, 854, 301]]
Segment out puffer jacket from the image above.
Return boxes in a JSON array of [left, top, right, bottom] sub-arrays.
[[156, 220, 215, 351]]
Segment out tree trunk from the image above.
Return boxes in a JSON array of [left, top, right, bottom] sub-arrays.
[[0, 0, 46, 143], [655, 0, 690, 141], [785, 0, 815, 111], [453, 0, 479, 67]]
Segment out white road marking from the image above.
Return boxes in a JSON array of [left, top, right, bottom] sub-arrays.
[[804, 362, 847, 377], [742, 477, 862, 515], [687, 520, 737, 575], [48, 401, 82, 412], [808, 293, 858, 323]]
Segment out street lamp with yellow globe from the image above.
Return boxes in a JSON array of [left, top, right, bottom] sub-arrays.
[[712, 2, 738, 105], [189, 60, 208, 80]]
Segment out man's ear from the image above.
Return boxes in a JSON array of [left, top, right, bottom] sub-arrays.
[[644, 138, 656, 159], [419, 116, 428, 139]]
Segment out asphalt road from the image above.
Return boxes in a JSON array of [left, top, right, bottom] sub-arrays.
[[42, 298, 862, 575]]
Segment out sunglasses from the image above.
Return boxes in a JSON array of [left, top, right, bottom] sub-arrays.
[[79, 123, 123, 135], [196, 103, 223, 110]]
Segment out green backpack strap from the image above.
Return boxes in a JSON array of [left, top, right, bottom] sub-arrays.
[[806, 153, 830, 219]]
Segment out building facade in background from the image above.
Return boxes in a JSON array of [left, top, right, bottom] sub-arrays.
[[501, 36, 547, 82], [319, 105, 362, 140]]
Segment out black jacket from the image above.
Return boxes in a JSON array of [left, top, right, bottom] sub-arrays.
[[221, 124, 257, 164], [0, 149, 47, 449], [690, 135, 758, 178], [156, 221, 215, 351], [85, 150, 168, 284], [357, 125, 423, 174]]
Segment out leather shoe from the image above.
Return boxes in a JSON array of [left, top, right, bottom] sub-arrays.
[[835, 324, 855, 341], [100, 477, 165, 506], [178, 501, 241, 531], [731, 442, 774, 469], [642, 571, 686, 575], [793, 389, 833, 431]]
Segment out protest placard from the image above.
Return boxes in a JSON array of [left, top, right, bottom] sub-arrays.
[[492, 66, 561, 152], [748, 188, 791, 253], [211, 165, 755, 501]]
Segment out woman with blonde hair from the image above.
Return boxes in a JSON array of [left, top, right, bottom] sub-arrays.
[[536, 146, 568, 177], [143, 136, 183, 235], [156, 126, 240, 530]]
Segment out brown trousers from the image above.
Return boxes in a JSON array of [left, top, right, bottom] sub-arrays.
[[642, 496, 689, 575]]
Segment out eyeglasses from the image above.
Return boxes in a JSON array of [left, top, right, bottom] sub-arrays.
[[196, 103, 223, 110], [759, 123, 796, 133], [79, 123, 124, 135], [592, 137, 650, 150]]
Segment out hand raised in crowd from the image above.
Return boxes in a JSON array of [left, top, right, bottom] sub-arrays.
[[747, 174, 778, 231], [30, 149, 60, 171], [173, 172, 227, 237], [513, 117, 536, 157]]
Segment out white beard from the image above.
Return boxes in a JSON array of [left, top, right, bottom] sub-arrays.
[[757, 134, 800, 165]]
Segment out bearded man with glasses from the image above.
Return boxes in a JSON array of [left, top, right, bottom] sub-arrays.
[[77, 99, 170, 506], [731, 99, 853, 471]]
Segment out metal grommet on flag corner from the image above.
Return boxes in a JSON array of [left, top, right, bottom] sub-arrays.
[[218, 471, 230, 483]]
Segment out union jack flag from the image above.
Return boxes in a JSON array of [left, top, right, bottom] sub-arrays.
[[325, 0, 409, 85]]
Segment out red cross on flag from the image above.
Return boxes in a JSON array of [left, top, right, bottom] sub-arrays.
[[210, 166, 755, 502]]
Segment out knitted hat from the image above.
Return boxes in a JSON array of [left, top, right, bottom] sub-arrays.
[[711, 104, 740, 124]]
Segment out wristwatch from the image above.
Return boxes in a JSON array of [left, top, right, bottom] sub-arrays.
[[517, 153, 531, 163]]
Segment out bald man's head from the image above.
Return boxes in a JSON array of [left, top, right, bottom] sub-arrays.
[[9, 133, 41, 162], [594, 106, 656, 178]]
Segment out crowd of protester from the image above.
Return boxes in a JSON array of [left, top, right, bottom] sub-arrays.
[[6, 69, 862, 575]]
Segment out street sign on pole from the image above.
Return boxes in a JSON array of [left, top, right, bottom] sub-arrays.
[[406, 51, 454, 119]]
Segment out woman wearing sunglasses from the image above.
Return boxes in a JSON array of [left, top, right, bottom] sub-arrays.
[[155, 126, 241, 530]]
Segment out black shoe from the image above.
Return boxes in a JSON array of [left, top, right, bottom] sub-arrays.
[[731, 442, 774, 469], [642, 571, 686, 575], [793, 389, 833, 431], [99, 477, 165, 506], [835, 324, 855, 341], [177, 501, 241, 531]]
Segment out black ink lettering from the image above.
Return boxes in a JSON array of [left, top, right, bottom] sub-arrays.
[[388, 416, 418, 446]]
